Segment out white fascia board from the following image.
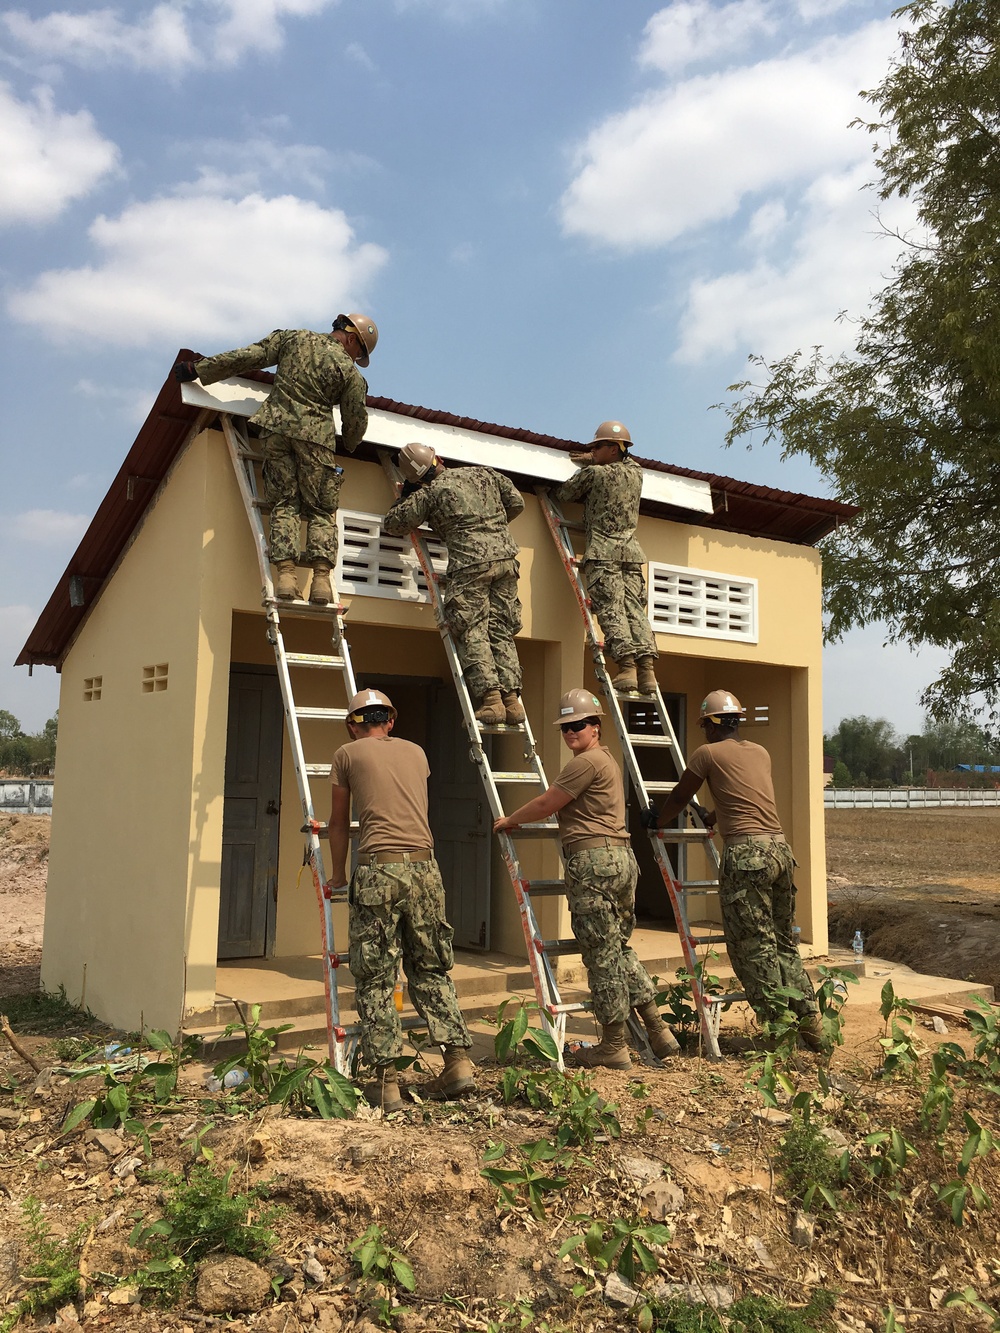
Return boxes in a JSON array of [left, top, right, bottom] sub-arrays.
[[182, 377, 714, 516]]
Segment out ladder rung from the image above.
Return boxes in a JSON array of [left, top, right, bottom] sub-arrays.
[[691, 933, 727, 946], [295, 707, 349, 722], [708, 991, 746, 1006], [271, 600, 348, 619], [307, 821, 361, 835], [523, 880, 566, 897], [492, 772, 544, 784], [683, 880, 719, 888], [656, 828, 714, 841], [237, 447, 264, 462], [508, 824, 560, 837], [626, 733, 675, 748], [477, 723, 527, 734], [305, 764, 332, 778], [251, 499, 272, 512], [549, 1000, 589, 1014], [286, 652, 347, 669], [540, 938, 580, 957], [642, 781, 677, 794]]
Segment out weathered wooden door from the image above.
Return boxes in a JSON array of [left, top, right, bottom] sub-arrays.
[[218, 665, 283, 958], [427, 684, 491, 949]]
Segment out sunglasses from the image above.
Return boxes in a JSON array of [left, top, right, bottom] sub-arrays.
[[560, 718, 594, 734]]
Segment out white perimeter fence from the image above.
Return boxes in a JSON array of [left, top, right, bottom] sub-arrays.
[[825, 787, 1000, 809], [0, 780, 53, 814]]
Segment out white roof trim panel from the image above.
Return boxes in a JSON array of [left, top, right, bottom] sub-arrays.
[[181, 377, 714, 516]]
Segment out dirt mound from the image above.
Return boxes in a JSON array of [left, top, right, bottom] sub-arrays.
[[0, 815, 48, 998]]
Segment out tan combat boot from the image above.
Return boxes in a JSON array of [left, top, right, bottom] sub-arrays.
[[274, 559, 300, 600], [422, 1045, 475, 1100], [309, 559, 333, 605], [609, 655, 638, 693], [798, 1014, 825, 1052], [474, 689, 505, 725], [636, 656, 658, 696], [501, 691, 526, 725], [365, 1067, 404, 1113], [568, 1021, 632, 1070], [635, 1000, 681, 1058]]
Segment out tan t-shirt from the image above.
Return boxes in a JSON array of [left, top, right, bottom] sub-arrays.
[[552, 745, 628, 848], [330, 735, 433, 854], [686, 737, 783, 840]]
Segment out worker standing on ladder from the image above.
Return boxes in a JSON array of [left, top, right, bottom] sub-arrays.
[[554, 422, 659, 696], [644, 690, 823, 1050], [326, 689, 476, 1112], [493, 689, 680, 1068], [383, 443, 526, 726], [174, 313, 378, 605]]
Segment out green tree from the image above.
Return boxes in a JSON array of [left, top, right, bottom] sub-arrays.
[[825, 716, 902, 784], [831, 760, 853, 788], [723, 0, 1000, 723]]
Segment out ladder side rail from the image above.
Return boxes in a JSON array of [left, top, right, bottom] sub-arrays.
[[221, 415, 344, 1069], [378, 450, 567, 1055]]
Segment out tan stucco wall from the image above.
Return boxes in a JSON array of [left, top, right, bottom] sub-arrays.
[[42, 426, 827, 1031]]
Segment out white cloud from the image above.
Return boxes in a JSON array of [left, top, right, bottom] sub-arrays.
[[176, 136, 377, 197], [345, 41, 376, 71], [7, 189, 389, 347], [3, 0, 337, 74], [560, 19, 897, 250], [7, 510, 89, 545], [75, 378, 153, 424], [676, 165, 916, 363], [0, 80, 119, 224], [639, 0, 775, 75]]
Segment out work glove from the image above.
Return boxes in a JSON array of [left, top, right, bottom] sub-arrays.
[[639, 803, 659, 830], [173, 361, 199, 382], [569, 450, 594, 465], [691, 802, 716, 829], [399, 479, 421, 499]]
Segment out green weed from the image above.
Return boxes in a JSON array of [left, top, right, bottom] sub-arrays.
[[0, 985, 103, 1037], [776, 1116, 847, 1213], [480, 1138, 572, 1219], [0, 1198, 90, 1333], [647, 1288, 837, 1332], [348, 1222, 415, 1327], [559, 1214, 670, 1284], [493, 996, 561, 1064]]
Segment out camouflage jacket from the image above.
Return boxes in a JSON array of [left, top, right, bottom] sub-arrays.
[[383, 465, 524, 572], [195, 329, 368, 453], [555, 456, 646, 563]]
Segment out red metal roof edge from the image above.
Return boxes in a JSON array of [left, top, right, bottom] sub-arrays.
[[16, 354, 857, 669]]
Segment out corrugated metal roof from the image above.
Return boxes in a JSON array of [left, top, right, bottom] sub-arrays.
[[17, 353, 856, 669]]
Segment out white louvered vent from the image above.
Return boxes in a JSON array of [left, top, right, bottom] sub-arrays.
[[648, 563, 757, 643], [337, 509, 447, 602]]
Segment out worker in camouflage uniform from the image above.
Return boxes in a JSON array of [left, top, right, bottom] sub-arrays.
[[327, 688, 475, 1112], [555, 421, 658, 695], [494, 689, 680, 1068], [174, 313, 378, 605], [383, 443, 526, 726], [644, 690, 823, 1050]]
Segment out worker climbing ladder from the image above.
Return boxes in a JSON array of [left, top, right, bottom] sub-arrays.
[[537, 485, 734, 1059], [377, 449, 661, 1068], [221, 414, 361, 1074]]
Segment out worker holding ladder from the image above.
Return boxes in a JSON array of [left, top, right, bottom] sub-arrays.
[[494, 689, 680, 1068]]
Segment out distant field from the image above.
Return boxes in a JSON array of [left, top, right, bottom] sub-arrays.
[[826, 806, 1000, 891]]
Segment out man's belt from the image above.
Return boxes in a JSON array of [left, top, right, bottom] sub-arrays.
[[362, 849, 434, 866], [563, 835, 630, 854], [722, 833, 786, 849]]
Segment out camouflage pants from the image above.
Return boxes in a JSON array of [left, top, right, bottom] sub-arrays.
[[444, 560, 523, 699], [583, 562, 657, 663], [565, 845, 657, 1026], [719, 836, 818, 1024], [348, 857, 471, 1068], [261, 431, 342, 565]]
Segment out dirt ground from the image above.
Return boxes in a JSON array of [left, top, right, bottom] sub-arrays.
[[2, 812, 1000, 1333], [826, 808, 1000, 993]]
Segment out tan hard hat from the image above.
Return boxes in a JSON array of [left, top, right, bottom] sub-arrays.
[[398, 442, 439, 483], [553, 688, 604, 726], [700, 689, 744, 723], [347, 688, 396, 723], [592, 420, 632, 449], [338, 312, 378, 367]]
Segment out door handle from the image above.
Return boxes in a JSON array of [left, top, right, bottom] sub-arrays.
[[266, 799, 279, 816]]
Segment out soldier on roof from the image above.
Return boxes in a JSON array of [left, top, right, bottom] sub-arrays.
[[555, 421, 659, 696], [383, 444, 527, 727], [174, 313, 378, 606]]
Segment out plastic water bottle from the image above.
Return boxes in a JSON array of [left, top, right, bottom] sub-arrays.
[[852, 930, 864, 962], [206, 1067, 249, 1092], [791, 925, 801, 950], [393, 978, 404, 1013]]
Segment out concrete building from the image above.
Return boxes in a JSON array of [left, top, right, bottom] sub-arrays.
[[18, 354, 853, 1033]]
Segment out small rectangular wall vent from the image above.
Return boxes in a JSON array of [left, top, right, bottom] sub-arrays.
[[337, 509, 447, 603], [142, 663, 168, 693], [648, 564, 757, 643], [83, 676, 102, 702]]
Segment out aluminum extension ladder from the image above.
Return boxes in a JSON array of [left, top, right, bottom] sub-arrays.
[[377, 450, 661, 1068], [537, 485, 736, 1059], [221, 415, 361, 1073]]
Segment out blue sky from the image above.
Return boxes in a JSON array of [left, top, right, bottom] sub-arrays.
[[0, 0, 948, 738]]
